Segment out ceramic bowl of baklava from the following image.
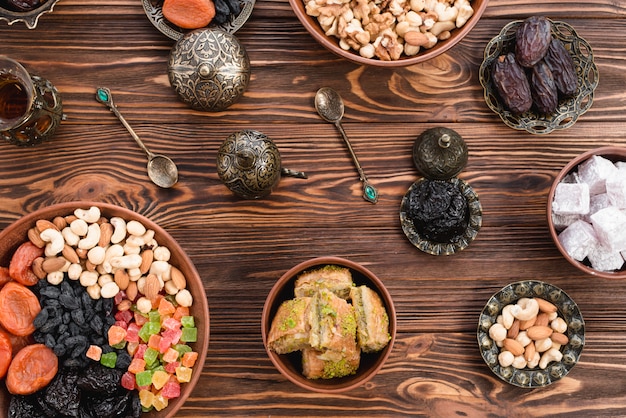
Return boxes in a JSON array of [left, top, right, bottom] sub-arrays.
[[261, 257, 396, 393]]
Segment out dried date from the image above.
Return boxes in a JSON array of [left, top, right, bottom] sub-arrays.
[[4, 0, 43, 12], [492, 53, 533, 115], [544, 38, 578, 96], [515, 16, 552, 68], [530, 60, 559, 114]]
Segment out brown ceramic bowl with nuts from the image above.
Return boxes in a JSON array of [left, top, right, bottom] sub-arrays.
[[477, 280, 584, 388], [547, 146, 626, 279], [288, 0, 488, 67], [0, 201, 209, 418], [262, 256, 396, 393]]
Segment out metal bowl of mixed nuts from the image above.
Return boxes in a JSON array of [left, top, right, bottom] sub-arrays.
[[477, 280, 584, 388], [479, 17, 599, 134], [289, 0, 488, 67], [0, 201, 209, 417]]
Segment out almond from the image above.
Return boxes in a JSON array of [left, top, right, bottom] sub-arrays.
[[535, 312, 550, 327], [524, 341, 536, 362], [535, 298, 557, 314], [550, 332, 569, 345], [527, 325, 553, 341], [507, 319, 520, 339], [404, 30, 429, 46], [114, 269, 130, 291], [36, 219, 59, 233], [117, 299, 133, 312], [143, 273, 161, 301], [170, 266, 186, 290], [28, 227, 46, 248], [98, 222, 114, 247], [32, 257, 46, 279], [52, 216, 67, 230], [139, 249, 154, 275], [519, 316, 537, 330], [126, 281, 138, 301], [62, 244, 80, 264], [42, 256, 67, 273], [502, 338, 525, 357]]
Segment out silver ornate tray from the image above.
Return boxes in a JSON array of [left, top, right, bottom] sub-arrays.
[[142, 0, 255, 41], [479, 19, 599, 135]]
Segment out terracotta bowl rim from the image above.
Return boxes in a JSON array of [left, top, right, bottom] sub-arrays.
[[261, 256, 396, 393], [547, 146, 626, 279], [0, 200, 209, 418], [287, 0, 489, 67]]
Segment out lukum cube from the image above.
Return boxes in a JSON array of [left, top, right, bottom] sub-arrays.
[[606, 171, 626, 208], [552, 182, 590, 215], [588, 242, 625, 272], [558, 220, 597, 261], [578, 155, 618, 195], [590, 207, 626, 252]]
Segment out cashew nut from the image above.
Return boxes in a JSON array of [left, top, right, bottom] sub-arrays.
[[87, 246, 106, 266], [100, 281, 120, 299], [512, 355, 527, 369], [535, 337, 553, 353], [78, 223, 101, 250], [501, 304, 515, 329], [110, 254, 143, 270], [61, 227, 80, 247], [40, 228, 65, 257], [110, 217, 127, 244], [515, 331, 532, 348], [551, 317, 568, 334], [539, 347, 563, 369], [67, 263, 83, 280], [74, 206, 101, 224], [527, 351, 541, 369], [70, 218, 89, 237], [511, 298, 540, 321], [126, 220, 147, 236], [103, 244, 124, 273]]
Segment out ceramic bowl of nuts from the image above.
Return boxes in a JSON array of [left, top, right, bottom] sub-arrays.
[[547, 146, 626, 279], [479, 16, 599, 134], [262, 256, 396, 393], [0, 0, 60, 29], [288, 0, 488, 67], [477, 280, 584, 388], [0, 201, 209, 417]]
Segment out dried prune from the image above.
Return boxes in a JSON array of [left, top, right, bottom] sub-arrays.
[[492, 53, 532, 114], [544, 38, 577, 96], [516, 16, 552, 67], [5, 0, 43, 12], [8, 394, 47, 418], [43, 370, 81, 417], [77, 363, 123, 392], [531, 60, 559, 114], [407, 179, 469, 243]]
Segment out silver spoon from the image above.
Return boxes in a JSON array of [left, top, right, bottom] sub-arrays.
[[314, 87, 378, 204], [96, 87, 179, 188]]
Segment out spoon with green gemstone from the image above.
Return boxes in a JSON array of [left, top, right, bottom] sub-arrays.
[[314, 87, 378, 204], [96, 87, 178, 188]]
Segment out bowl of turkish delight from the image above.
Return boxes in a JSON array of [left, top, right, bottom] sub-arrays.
[[548, 146, 626, 278], [262, 257, 396, 393], [0, 201, 209, 417]]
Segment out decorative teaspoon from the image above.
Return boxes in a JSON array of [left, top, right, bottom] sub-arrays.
[[96, 87, 179, 188], [314, 87, 378, 204]]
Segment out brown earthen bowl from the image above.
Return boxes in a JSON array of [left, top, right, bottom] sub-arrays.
[[0, 201, 209, 417], [288, 0, 488, 67], [262, 256, 396, 393], [547, 146, 626, 279]]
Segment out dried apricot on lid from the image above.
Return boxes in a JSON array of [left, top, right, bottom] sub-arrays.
[[162, 0, 216, 29], [6, 343, 58, 395], [0, 281, 41, 336]]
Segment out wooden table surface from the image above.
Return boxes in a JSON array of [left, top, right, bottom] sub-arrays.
[[2, 0, 626, 416]]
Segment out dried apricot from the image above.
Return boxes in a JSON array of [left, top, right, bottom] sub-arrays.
[[0, 329, 13, 379], [0, 281, 41, 336], [9, 241, 44, 286], [6, 343, 58, 395], [0, 266, 12, 287], [162, 0, 216, 29]]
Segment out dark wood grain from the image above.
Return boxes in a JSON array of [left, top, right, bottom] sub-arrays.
[[2, 0, 626, 416]]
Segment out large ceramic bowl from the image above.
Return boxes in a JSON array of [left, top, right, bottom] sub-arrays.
[[547, 146, 626, 279], [262, 257, 396, 393], [0, 201, 209, 417], [479, 19, 599, 134], [288, 0, 488, 67], [0, 0, 59, 29], [477, 280, 584, 388]]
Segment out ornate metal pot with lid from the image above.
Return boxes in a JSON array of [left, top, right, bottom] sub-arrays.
[[400, 127, 482, 256], [168, 28, 250, 111], [217, 130, 307, 199]]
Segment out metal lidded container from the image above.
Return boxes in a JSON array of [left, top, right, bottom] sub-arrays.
[[412, 127, 468, 180], [168, 28, 250, 112]]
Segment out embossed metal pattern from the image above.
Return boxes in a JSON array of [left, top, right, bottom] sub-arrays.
[[168, 28, 250, 111], [479, 19, 599, 135], [0, 0, 59, 29], [216, 130, 282, 199], [1, 75, 64, 146], [142, 0, 255, 41], [399, 178, 482, 256], [477, 280, 585, 388], [412, 127, 468, 180]]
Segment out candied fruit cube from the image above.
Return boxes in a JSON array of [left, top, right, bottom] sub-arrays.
[[121, 371, 136, 390], [152, 394, 169, 411], [126, 323, 141, 343], [552, 183, 590, 215], [101, 351, 118, 368], [181, 315, 195, 328], [162, 317, 181, 330], [181, 351, 198, 368], [139, 389, 155, 409], [161, 380, 181, 399], [158, 298, 176, 316], [180, 327, 197, 343], [143, 347, 159, 366], [558, 220, 597, 261], [135, 370, 153, 387], [152, 370, 170, 390], [159, 334, 174, 353], [139, 321, 161, 342], [163, 347, 180, 363], [128, 358, 146, 374], [173, 306, 190, 320], [86, 345, 102, 361], [174, 344, 192, 356], [108, 324, 127, 346], [162, 328, 182, 346], [176, 365, 193, 383], [165, 361, 180, 374], [148, 333, 162, 350], [115, 309, 133, 324], [149, 310, 161, 323]]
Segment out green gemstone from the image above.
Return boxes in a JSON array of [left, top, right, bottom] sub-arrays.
[[363, 184, 378, 203], [97, 88, 109, 102]]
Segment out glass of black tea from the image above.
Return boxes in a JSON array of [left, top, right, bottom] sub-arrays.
[[0, 55, 64, 146]]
